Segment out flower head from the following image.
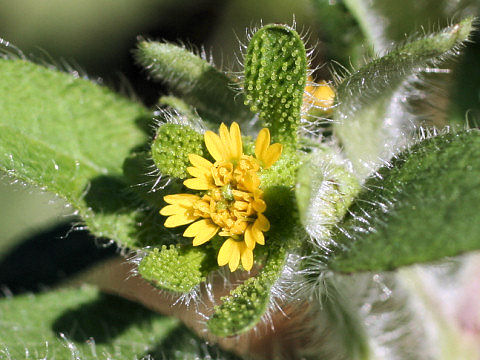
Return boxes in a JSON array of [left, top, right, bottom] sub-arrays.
[[160, 122, 282, 271]]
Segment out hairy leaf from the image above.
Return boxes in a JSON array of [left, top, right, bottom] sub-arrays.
[[307, 278, 370, 360], [159, 95, 204, 124], [343, 0, 478, 52], [243, 24, 307, 145], [135, 41, 252, 125], [326, 274, 435, 359], [0, 286, 178, 359], [0, 59, 172, 249], [0, 286, 239, 360], [334, 18, 474, 178], [295, 147, 360, 242], [122, 151, 168, 208], [328, 130, 480, 272]]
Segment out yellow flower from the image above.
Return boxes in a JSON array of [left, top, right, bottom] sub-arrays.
[[160, 122, 282, 272], [304, 76, 335, 112]]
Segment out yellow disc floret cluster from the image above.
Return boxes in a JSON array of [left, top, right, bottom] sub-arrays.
[[160, 122, 282, 272]]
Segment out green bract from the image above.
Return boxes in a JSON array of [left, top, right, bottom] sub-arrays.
[[243, 24, 307, 145], [151, 124, 206, 179]]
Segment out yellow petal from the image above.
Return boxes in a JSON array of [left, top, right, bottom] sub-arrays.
[[164, 194, 199, 205], [184, 219, 218, 245], [240, 245, 253, 271], [183, 178, 214, 190], [252, 198, 266, 213], [255, 213, 270, 232], [205, 130, 227, 162], [186, 220, 219, 246], [313, 81, 335, 109], [255, 128, 270, 161], [187, 166, 210, 179], [164, 213, 197, 227], [249, 223, 264, 245], [304, 75, 315, 95], [188, 154, 213, 170], [232, 189, 252, 202], [233, 201, 249, 211], [244, 224, 256, 249], [219, 123, 232, 159], [184, 218, 210, 236], [229, 122, 243, 160], [240, 172, 261, 193], [159, 204, 187, 216], [228, 242, 241, 272], [218, 238, 235, 266], [262, 143, 282, 169]]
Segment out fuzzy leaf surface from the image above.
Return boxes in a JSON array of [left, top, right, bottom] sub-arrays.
[[135, 41, 252, 125], [0, 286, 240, 360], [159, 95, 203, 123], [334, 18, 474, 178], [295, 147, 360, 241], [0, 59, 171, 249], [328, 130, 480, 272], [343, 0, 478, 52], [0, 286, 178, 359]]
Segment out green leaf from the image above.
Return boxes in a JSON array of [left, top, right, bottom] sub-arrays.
[[138, 245, 217, 293], [135, 41, 252, 125], [243, 24, 307, 145], [0, 59, 148, 191], [145, 323, 242, 360], [333, 18, 474, 178], [0, 286, 178, 359], [328, 130, 480, 272], [343, 0, 478, 52], [207, 241, 287, 337], [0, 59, 172, 249], [324, 273, 436, 359], [0, 285, 240, 359], [122, 151, 168, 208], [295, 147, 360, 242]]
